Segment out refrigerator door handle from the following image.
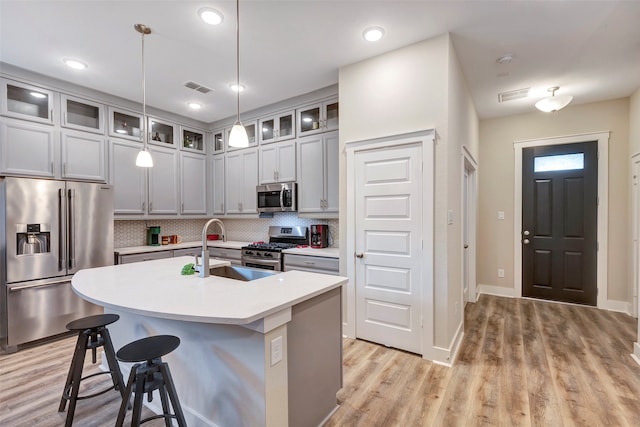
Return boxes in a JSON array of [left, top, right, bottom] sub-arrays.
[[68, 188, 75, 269], [58, 188, 66, 270]]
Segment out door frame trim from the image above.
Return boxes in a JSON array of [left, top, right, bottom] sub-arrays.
[[345, 129, 435, 359], [461, 146, 478, 303], [513, 131, 609, 308]]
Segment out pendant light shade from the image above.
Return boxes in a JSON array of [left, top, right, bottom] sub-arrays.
[[135, 24, 153, 167], [228, 0, 248, 148], [535, 86, 573, 113]]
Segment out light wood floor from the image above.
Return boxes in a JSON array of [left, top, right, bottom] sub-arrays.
[[1, 295, 639, 426]]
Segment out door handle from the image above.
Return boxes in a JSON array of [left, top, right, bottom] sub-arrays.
[[523, 239, 530, 245], [464, 244, 469, 249], [523, 230, 530, 236], [355, 253, 364, 258]]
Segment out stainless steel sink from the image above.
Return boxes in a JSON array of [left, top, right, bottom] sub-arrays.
[[209, 265, 277, 282]]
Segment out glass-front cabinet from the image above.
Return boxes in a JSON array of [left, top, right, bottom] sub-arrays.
[[297, 98, 338, 136], [212, 129, 225, 154], [148, 117, 176, 147], [1, 79, 54, 125], [226, 120, 258, 151], [61, 94, 105, 134], [181, 127, 205, 153], [108, 107, 143, 141], [259, 110, 295, 144]]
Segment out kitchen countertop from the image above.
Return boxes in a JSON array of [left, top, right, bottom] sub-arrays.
[[114, 240, 250, 255], [282, 247, 340, 258], [72, 256, 347, 325]]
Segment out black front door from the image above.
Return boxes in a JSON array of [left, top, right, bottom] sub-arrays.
[[522, 141, 598, 305]]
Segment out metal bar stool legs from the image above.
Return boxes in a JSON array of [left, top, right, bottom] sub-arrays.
[[58, 314, 126, 427]]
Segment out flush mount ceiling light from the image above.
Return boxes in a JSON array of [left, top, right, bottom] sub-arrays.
[[199, 7, 223, 25], [188, 102, 202, 110], [228, 0, 249, 148], [229, 83, 245, 92], [535, 86, 573, 113], [363, 26, 385, 42], [63, 58, 88, 70], [134, 24, 153, 168]]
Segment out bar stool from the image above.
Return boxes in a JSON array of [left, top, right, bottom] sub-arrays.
[[115, 335, 187, 427], [58, 313, 126, 427]]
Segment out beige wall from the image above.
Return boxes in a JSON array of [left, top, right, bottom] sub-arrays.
[[478, 98, 630, 303], [339, 33, 478, 359], [631, 88, 640, 156]]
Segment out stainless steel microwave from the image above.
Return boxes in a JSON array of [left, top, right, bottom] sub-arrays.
[[257, 182, 297, 212]]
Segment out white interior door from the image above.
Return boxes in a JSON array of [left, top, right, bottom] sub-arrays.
[[354, 143, 423, 354]]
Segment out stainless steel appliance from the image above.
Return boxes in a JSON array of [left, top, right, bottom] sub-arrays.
[[1, 177, 113, 352], [310, 224, 329, 248], [256, 182, 297, 213], [241, 226, 308, 271]]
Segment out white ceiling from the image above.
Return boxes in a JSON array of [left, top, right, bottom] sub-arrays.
[[1, 0, 639, 123]]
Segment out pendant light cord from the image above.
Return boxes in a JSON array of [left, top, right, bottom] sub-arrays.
[[141, 29, 148, 150], [236, 0, 241, 123]]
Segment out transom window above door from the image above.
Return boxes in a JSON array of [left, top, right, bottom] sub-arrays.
[[534, 153, 584, 172]]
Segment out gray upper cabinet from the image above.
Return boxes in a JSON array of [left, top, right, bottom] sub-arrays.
[[180, 126, 206, 153], [1, 79, 54, 125], [259, 110, 295, 144], [297, 98, 338, 137], [0, 117, 56, 178], [180, 151, 207, 214], [60, 94, 105, 134], [60, 129, 107, 182], [148, 116, 177, 148]]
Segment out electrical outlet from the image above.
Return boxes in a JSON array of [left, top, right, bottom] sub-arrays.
[[498, 269, 505, 278], [271, 336, 283, 366]]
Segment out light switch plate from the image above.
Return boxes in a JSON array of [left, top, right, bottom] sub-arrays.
[[447, 210, 454, 225], [271, 336, 283, 366], [498, 211, 505, 220]]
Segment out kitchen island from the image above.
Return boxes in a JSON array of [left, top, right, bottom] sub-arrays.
[[72, 256, 346, 427]]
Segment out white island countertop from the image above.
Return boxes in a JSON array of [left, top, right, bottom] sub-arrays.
[[72, 256, 346, 325]]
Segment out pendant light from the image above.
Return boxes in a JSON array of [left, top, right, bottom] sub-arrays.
[[535, 86, 573, 113], [135, 24, 153, 167], [228, 0, 249, 148]]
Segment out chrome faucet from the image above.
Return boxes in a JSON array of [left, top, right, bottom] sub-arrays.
[[194, 218, 227, 278]]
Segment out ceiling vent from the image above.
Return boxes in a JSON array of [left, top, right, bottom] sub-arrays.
[[498, 87, 530, 103], [184, 81, 214, 94]]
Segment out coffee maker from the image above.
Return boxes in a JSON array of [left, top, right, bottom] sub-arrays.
[[147, 226, 161, 246], [310, 224, 329, 248]]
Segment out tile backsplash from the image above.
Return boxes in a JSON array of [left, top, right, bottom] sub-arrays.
[[114, 213, 339, 248]]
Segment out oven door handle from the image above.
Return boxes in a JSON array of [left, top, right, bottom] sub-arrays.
[[242, 257, 281, 267]]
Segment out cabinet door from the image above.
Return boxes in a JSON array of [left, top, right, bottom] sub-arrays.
[[324, 99, 339, 132], [296, 135, 325, 213], [1, 80, 54, 125], [0, 118, 55, 178], [108, 107, 143, 141], [225, 151, 244, 214], [110, 139, 146, 214], [212, 129, 225, 154], [276, 111, 295, 141], [180, 152, 206, 214], [148, 117, 177, 147], [324, 131, 339, 212], [61, 130, 107, 182], [148, 147, 179, 214], [181, 127, 205, 153], [259, 144, 278, 184], [241, 149, 258, 213], [226, 148, 258, 214], [61, 94, 105, 134], [297, 103, 322, 136], [212, 154, 225, 215], [277, 140, 296, 182], [258, 117, 276, 144]]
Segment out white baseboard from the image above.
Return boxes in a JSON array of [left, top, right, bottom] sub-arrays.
[[477, 283, 518, 299], [601, 299, 633, 316], [424, 322, 464, 367], [633, 342, 640, 367]]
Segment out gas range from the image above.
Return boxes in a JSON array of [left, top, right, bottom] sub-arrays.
[[241, 226, 308, 271]]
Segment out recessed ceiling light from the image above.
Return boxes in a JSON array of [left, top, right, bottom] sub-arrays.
[[230, 84, 245, 92], [199, 8, 223, 25], [188, 102, 202, 110], [363, 26, 385, 42], [30, 92, 46, 99], [63, 58, 88, 70]]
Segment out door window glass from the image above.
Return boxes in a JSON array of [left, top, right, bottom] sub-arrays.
[[534, 153, 584, 172]]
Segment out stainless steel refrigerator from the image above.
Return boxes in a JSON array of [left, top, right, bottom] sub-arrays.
[[1, 177, 113, 352]]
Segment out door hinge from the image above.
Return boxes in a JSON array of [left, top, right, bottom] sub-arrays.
[[597, 196, 599, 206], [597, 241, 599, 251]]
